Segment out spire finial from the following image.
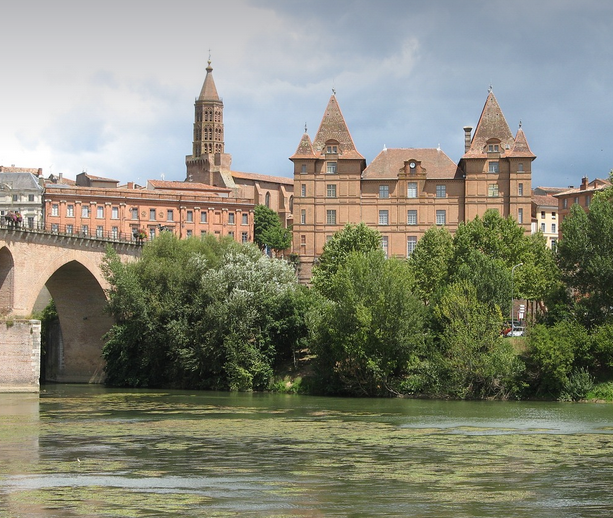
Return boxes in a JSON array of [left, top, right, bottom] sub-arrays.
[[208, 49, 211, 66], [488, 83, 493, 93], [519, 119, 522, 129], [304, 122, 308, 133], [332, 87, 336, 95]]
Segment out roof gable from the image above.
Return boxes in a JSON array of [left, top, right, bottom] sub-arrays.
[[312, 95, 364, 160], [464, 91, 514, 158]]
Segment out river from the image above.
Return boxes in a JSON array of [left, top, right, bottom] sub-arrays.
[[1, 384, 613, 517]]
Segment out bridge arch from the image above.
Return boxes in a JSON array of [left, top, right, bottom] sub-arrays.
[[43, 260, 113, 382]]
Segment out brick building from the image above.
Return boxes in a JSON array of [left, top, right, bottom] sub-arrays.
[[291, 90, 534, 280]]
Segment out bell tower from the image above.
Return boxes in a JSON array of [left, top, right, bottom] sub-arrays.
[[186, 58, 232, 186]]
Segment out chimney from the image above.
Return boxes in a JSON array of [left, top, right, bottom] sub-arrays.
[[580, 176, 588, 190], [463, 126, 472, 153], [127, 182, 134, 189]]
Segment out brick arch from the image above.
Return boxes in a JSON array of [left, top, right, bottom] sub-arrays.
[[43, 260, 113, 382], [0, 246, 14, 315]]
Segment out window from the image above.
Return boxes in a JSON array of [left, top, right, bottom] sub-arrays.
[[551, 223, 556, 233], [51, 223, 59, 233], [242, 213, 248, 225], [518, 163, 524, 172], [518, 208, 523, 224], [326, 162, 337, 174], [301, 164, 307, 174], [551, 238, 557, 250], [97, 206, 104, 218], [518, 183, 524, 196], [82, 225, 88, 236], [301, 209, 306, 224], [540, 223, 546, 232], [12, 194, 18, 202], [436, 184, 446, 198], [96, 225, 103, 237], [82, 206, 90, 218], [28, 194, 35, 202], [326, 145, 338, 154], [66, 204, 74, 217], [541, 211, 545, 219], [300, 234, 306, 246], [228, 231, 234, 239], [436, 210, 446, 225], [201, 211, 208, 224], [51, 204, 59, 216], [265, 192, 271, 207], [150, 208, 156, 220], [112, 226, 118, 239], [407, 210, 417, 225], [574, 196, 579, 205], [552, 212, 556, 220], [66, 224, 73, 234], [167, 210, 174, 222], [488, 144, 499, 152], [586, 195, 591, 207], [563, 198, 568, 209], [379, 185, 389, 198], [381, 236, 388, 258], [407, 182, 417, 198], [379, 210, 389, 225], [407, 236, 417, 256], [326, 210, 336, 225], [241, 231, 249, 243], [228, 212, 235, 224], [111, 206, 119, 219], [326, 184, 337, 198], [488, 161, 499, 173], [150, 228, 157, 240], [27, 216, 34, 228], [187, 210, 193, 222], [301, 184, 306, 197], [131, 208, 138, 219], [186, 230, 193, 237], [488, 184, 499, 197]]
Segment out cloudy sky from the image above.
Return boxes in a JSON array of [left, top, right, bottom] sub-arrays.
[[2, 0, 612, 189]]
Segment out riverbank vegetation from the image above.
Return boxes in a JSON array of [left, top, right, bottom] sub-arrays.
[[101, 187, 613, 400]]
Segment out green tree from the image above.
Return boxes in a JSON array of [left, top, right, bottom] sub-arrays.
[[408, 226, 454, 304], [253, 204, 291, 255], [309, 250, 427, 396], [312, 223, 381, 297], [102, 233, 306, 390], [433, 281, 524, 399], [557, 192, 613, 327]]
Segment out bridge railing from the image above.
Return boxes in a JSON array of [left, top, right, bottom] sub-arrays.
[[0, 220, 145, 245]]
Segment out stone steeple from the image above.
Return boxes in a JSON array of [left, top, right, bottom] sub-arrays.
[[186, 59, 232, 186]]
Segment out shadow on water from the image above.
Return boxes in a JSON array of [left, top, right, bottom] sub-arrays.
[[1, 385, 613, 517]]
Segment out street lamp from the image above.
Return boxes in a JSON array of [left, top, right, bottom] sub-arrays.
[[511, 263, 523, 332]]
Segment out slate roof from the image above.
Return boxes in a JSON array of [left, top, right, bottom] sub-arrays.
[[0, 172, 43, 191], [362, 147, 463, 180]]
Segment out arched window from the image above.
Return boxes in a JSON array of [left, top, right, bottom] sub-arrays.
[[265, 192, 271, 208]]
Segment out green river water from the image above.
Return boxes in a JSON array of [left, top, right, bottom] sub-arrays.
[[1, 384, 613, 517]]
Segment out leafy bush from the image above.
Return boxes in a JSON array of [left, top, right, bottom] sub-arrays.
[[559, 368, 594, 402]]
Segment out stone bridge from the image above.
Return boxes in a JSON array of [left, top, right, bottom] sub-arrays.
[[0, 226, 141, 390]]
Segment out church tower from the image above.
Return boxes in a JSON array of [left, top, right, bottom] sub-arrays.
[[186, 59, 233, 186]]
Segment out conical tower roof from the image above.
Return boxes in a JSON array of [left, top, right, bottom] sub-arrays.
[[312, 94, 364, 160], [198, 60, 220, 101], [291, 131, 316, 159], [463, 90, 514, 158], [508, 125, 536, 158]]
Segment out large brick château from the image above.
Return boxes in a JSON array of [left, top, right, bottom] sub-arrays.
[[291, 90, 535, 281]]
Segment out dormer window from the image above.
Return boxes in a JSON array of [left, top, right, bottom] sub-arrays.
[[326, 145, 338, 154], [488, 144, 499, 152]]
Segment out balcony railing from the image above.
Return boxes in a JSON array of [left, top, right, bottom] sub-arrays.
[[0, 220, 145, 245]]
